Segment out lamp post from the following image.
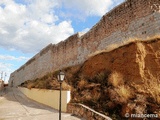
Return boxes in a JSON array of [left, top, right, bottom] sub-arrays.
[[57, 70, 65, 120]]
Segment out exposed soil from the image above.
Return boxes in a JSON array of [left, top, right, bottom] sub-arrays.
[[20, 38, 160, 119]]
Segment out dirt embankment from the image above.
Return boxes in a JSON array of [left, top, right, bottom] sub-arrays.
[[65, 38, 160, 119], [81, 39, 160, 85], [20, 38, 160, 119]]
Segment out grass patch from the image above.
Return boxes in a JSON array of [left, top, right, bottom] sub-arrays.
[[20, 72, 71, 90], [108, 71, 124, 87], [115, 85, 133, 104]]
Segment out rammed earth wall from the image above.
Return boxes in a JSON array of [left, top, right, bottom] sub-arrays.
[[9, 0, 160, 87]]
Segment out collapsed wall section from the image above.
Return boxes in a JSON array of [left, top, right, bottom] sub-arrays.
[[9, 0, 160, 87]]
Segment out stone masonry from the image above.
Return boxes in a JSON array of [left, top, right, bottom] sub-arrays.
[[9, 0, 160, 86]]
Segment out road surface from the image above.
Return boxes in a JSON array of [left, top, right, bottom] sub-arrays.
[[0, 87, 83, 120]]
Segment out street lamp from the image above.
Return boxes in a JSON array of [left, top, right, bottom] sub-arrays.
[[57, 70, 65, 120]]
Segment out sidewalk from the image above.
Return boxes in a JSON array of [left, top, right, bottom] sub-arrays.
[[0, 87, 83, 120]]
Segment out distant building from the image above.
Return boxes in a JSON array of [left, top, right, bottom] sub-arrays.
[[0, 79, 4, 90]]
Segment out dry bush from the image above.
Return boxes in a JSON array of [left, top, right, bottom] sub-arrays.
[[35, 80, 45, 89], [89, 71, 110, 85], [148, 84, 160, 104], [64, 65, 81, 80], [132, 77, 160, 104], [78, 79, 88, 90], [115, 85, 133, 104], [108, 71, 124, 87], [148, 79, 160, 104], [134, 94, 147, 114], [149, 84, 160, 104], [81, 91, 93, 102], [62, 81, 71, 90], [92, 87, 101, 101], [45, 72, 54, 80], [48, 80, 59, 89], [95, 72, 106, 83], [27, 82, 35, 89], [20, 70, 72, 90]]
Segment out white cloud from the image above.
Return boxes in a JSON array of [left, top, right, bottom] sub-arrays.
[[0, 54, 30, 82], [0, 0, 74, 53], [81, 28, 90, 33], [61, 0, 113, 17], [113, 0, 125, 6], [0, 0, 125, 82], [0, 0, 124, 53], [0, 62, 12, 71], [0, 55, 29, 61]]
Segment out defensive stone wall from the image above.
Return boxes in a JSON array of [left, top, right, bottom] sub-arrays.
[[9, 44, 54, 86], [9, 0, 160, 87]]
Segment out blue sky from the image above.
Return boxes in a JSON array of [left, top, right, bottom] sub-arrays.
[[0, 0, 124, 83]]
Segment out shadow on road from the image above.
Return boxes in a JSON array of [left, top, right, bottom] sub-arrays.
[[1, 87, 61, 113], [0, 87, 83, 120]]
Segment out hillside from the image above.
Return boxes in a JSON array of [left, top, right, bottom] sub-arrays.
[[20, 38, 160, 119]]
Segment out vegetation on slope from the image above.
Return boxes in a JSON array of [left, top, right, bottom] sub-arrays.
[[20, 72, 71, 90], [20, 38, 160, 119]]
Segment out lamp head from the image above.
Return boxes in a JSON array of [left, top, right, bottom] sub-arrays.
[[57, 71, 65, 82]]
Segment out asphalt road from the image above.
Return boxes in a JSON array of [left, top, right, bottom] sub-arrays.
[[0, 87, 83, 120]]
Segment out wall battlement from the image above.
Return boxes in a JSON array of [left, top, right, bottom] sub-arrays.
[[9, 0, 160, 86]]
